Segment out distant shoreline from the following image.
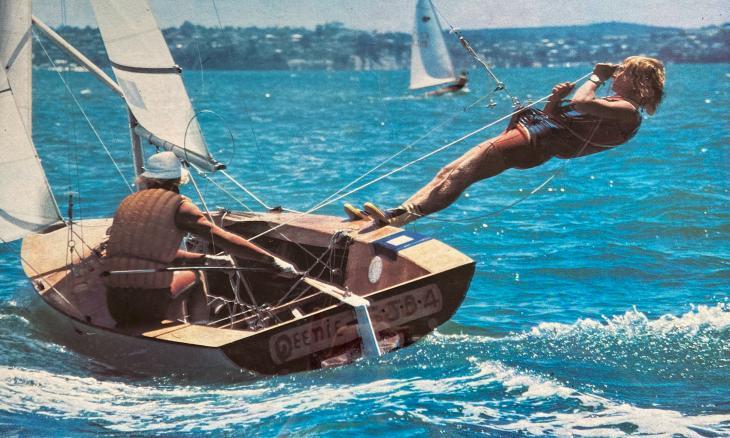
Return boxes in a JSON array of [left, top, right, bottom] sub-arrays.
[[33, 21, 729, 71]]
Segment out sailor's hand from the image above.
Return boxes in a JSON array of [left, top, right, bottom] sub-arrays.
[[272, 257, 302, 279], [593, 63, 619, 82], [205, 253, 235, 267], [551, 82, 574, 98]]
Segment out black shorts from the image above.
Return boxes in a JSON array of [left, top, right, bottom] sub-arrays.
[[509, 106, 619, 160], [106, 287, 171, 326]]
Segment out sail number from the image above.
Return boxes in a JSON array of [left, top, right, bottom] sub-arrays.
[[370, 285, 441, 324], [269, 284, 443, 364]]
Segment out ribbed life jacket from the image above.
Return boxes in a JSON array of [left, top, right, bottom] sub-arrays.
[[103, 189, 185, 289]]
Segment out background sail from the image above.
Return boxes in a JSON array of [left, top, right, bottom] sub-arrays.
[[409, 0, 456, 90], [0, 67, 62, 242], [90, 0, 218, 171], [0, 0, 32, 136]]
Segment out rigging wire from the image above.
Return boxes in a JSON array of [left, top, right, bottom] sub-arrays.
[[190, 165, 254, 212], [209, 0, 267, 183], [308, 6, 516, 212], [196, 0, 504, 219], [429, 1, 517, 105], [311, 83, 505, 212], [219, 169, 274, 210], [33, 31, 133, 193]]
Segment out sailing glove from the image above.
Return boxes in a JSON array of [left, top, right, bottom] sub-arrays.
[[205, 254, 235, 267], [273, 257, 302, 278]]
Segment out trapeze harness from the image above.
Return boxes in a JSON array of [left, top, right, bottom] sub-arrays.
[[103, 188, 186, 325], [500, 99, 642, 169]]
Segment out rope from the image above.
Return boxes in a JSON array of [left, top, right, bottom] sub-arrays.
[[1, 237, 86, 318], [33, 31, 133, 193], [275, 232, 340, 306], [429, 1, 517, 104], [313, 80, 513, 213], [190, 165, 254, 212], [220, 169, 273, 210]]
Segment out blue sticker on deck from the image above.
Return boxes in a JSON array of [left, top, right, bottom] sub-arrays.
[[373, 230, 432, 255]]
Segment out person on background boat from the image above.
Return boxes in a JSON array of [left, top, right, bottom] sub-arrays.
[[346, 56, 665, 226], [426, 70, 469, 97], [103, 151, 300, 326]]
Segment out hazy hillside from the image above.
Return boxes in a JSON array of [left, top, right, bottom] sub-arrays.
[[34, 21, 729, 71]]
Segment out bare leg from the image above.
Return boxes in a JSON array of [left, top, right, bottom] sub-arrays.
[[170, 270, 198, 297], [406, 128, 529, 216], [167, 270, 211, 323]]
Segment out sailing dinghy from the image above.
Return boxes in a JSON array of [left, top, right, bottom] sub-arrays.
[[410, 0, 468, 95], [3, 0, 475, 377]]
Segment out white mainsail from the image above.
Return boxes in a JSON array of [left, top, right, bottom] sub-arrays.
[[90, 0, 218, 171], [0, 88, 62, 242], [409, 0, 456, 90], [0, 0, 33, 136]]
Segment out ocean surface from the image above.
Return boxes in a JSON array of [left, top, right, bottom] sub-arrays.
[[1, 64, 728, 436]]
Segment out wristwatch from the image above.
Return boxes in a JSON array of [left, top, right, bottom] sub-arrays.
[[589, 74, 604, 86]]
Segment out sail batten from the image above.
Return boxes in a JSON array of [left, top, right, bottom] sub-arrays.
[[90, 0, 218, 171], [410, 0, 456, 90]]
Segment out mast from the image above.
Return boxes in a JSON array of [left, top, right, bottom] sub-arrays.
[[128, 112, 145, 179]]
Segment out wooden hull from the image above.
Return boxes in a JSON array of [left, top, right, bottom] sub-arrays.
[[21, 211, 474, 376]]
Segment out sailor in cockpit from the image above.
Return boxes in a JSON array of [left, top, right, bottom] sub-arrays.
[[102, 151, 300, 326]]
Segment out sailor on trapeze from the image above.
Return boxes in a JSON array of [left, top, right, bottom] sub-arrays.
[[345, 56, 665, 226]]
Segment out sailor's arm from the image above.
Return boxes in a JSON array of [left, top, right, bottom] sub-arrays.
[[570, 86, 636, 121], [570, 63, 635, 120], [171, 249, 207, 265], [543, 82, 574, 114], [174, 200, 276, 264]]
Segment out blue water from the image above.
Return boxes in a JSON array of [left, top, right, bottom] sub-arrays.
[[1, 64, 728, 436]]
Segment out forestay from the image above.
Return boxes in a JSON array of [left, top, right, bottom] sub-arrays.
[[0, 66, 62, 242], [409, 0, 456, 90], [0, 0, 32, 136], [90, 0, 218, 171]]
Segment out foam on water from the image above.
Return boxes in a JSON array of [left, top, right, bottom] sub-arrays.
[[523, 302, 730, 339]]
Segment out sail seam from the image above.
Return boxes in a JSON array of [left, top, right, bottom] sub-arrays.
[[110, 61, 181, 74], [5, 27, 31, 71]]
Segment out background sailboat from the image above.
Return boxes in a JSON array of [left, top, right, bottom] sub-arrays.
[[409, 0, 462, 93]]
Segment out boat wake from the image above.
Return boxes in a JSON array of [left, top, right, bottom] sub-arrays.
[[0, 302, 727, 435], [381, 94, 427, 101]]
